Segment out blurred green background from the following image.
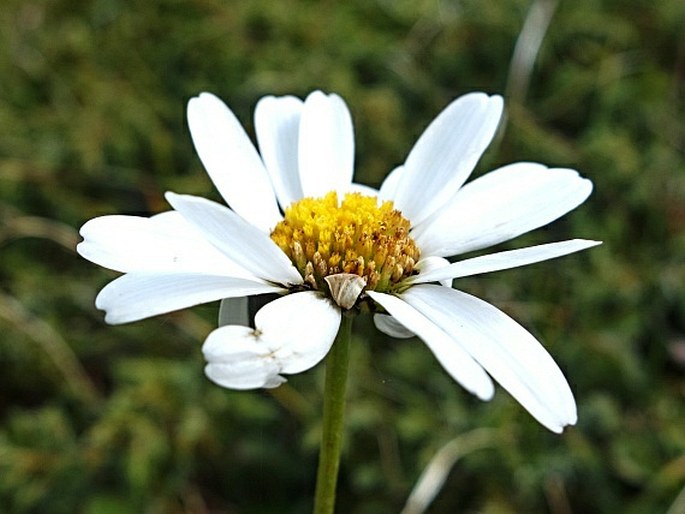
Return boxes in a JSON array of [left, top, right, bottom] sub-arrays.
[[0, 0, 684, 512]]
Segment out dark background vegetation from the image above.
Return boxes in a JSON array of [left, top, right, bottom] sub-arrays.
[[0, 0, 684, 512]]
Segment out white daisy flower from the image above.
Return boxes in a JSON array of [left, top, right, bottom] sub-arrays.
[[78, 90, 599, 433]]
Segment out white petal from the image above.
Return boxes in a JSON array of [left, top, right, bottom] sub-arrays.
[[187, 92, 281, 231], [218, 297, 249, 326], [414, 163, 594, 257], [77, 212, 250, 277], [165, 192, 303, 285], [411, 239, 601, 284], [96, 272, 284, 324], [255, 95, 304, 209], [203, 292, 341, 389], [298, 91, 355, 198], [403, 285, 577, 433], [392, 93, 503, 226], [373, 314, 415, 339], [204, 326, 286, 389], [378, 165, 404, 202], [367, 291, 494, 400]]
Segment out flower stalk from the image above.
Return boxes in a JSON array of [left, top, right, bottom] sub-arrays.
[[313, 314, 353, 514]]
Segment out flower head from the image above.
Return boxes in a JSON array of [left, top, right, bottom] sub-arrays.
[[78, 90, 599, 433], [270, 191, 420, 294]]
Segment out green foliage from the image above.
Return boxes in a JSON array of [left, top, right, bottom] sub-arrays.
[[1, 0, 684, 512]]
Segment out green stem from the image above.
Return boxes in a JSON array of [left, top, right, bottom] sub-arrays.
[[313, 314, 353, 514]]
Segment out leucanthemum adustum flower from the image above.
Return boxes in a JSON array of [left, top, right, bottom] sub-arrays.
[[78, 90, 599, 433]]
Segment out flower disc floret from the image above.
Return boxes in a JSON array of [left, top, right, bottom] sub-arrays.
[[270, 192, 421, 295]]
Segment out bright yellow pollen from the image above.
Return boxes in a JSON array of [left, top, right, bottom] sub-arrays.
[[270, 192, 420, 300]]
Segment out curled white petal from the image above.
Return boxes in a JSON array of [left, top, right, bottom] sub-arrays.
[[403, 285, 577, 433], [411, 239, 602, 284], [415, 163, 594, 256], [187, 92, 282, 231], [256, 291, 341, 374], [203, 292, 342, 389], [367, 291, 494, 401], [392, 93, 503, 225], [298, 91, 355, 198], [204, 326, 286, 390]]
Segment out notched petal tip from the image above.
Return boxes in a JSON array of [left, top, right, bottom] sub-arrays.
[[187, 92, 222, 115], [74, 240, 88, 258], [549, 418, 576, 434], [262, 374, 288, 388], [489, 93, 504, 110]]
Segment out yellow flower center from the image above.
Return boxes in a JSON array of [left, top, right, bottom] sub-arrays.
[[270, 192, 420, 300]]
